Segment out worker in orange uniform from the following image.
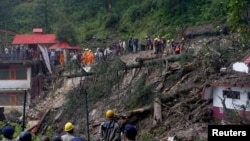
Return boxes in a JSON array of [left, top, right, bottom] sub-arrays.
[[85, 49, 91, 65], [81, 49, 88, 65], [88, 49, 95, 64], [59, 51, 64, 65]]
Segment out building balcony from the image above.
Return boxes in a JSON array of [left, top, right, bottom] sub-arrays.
[[0, 51, 40, 64]]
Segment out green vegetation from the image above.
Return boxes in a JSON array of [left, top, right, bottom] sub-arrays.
[[179, 53, 194, 64], [0, 0, 249, 47], [0, 0, 249, 140], [123, 73, 153, 110], [227, 0, 250, 48], [139, 126, 166, 141]]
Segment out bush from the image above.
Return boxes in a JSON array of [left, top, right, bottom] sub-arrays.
[[127, 5, 141, 22], [104, 13, 120, 28], [124, 73, 153, 110]]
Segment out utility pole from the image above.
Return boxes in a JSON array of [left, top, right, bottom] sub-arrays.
[[76, 59, 90, 141], [80, 79, 90, 141], [22, 90, 27, 131]]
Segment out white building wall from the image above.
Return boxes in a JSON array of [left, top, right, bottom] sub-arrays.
[[213, 86, 250, 111], [0, 68, 31, 90]]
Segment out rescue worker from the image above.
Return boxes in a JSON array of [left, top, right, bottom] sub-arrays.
[[59, 51, 64, 65], [118, 116, 129, 141], [1, 125, 17, 141], [61, 122, 75, 141], [88, 49, 95, 64], [181, 37, 185, 52], [174, 44, 181, 55], [52, 135, 62, 141], [98, 110, 121, 141], [70, 137, 85, 141], [1, 124, 37, 141], [81, 49, 88, 65], [123, 124, 137, 141], [19, 131, 32, 141]]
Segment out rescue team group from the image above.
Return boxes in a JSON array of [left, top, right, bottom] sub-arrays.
[[1, 110, 137, 141]]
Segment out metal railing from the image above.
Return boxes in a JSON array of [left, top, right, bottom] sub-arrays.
[[0, 50, 39, 61]]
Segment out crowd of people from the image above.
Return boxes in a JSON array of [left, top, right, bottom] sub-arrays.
[[0, 110, 137, 141], [0, 37, 185, 140], [51, 36, 185, 68], [112, 36, 185, 57], [0, 45, 36, 60]]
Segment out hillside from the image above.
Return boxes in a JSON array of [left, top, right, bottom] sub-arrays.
[[0, 0, 237, 47], [21, 24, 249, 141], [1, 0, 250, 141]]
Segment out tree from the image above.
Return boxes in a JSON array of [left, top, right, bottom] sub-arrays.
[[228, 0, 249, 48], [55, 13, 78, 45]]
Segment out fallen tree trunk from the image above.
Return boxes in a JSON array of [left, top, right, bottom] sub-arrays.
[[125, 55, 181, 70], [135, 55, 180, 63], [168, 95, 199, 112], [162, 84, 201, 102], [63, 72, 93, 78], [64, 55, 182, 78], [36, 110, 50, 135], [117, 105, 152, 119], [163, 73, 191, 93], [135, 56, 158, 62]]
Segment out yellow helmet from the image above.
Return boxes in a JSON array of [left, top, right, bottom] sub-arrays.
[[64, 122, 74, 132], [105, 110, 115, 119]]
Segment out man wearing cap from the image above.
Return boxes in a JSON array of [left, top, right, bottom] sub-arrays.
[[124, 124, 137, 141]]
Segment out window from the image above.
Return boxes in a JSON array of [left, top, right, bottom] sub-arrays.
[[0, 66, 27, 80], [0, 69, 9, 79], [0, 94, 9, 105], [248, 92, 250, 100], [16, 68, 27, 79], [0, 92, 24, 106], [10, 95, 17, 106], [223, 90, 240, 99]]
